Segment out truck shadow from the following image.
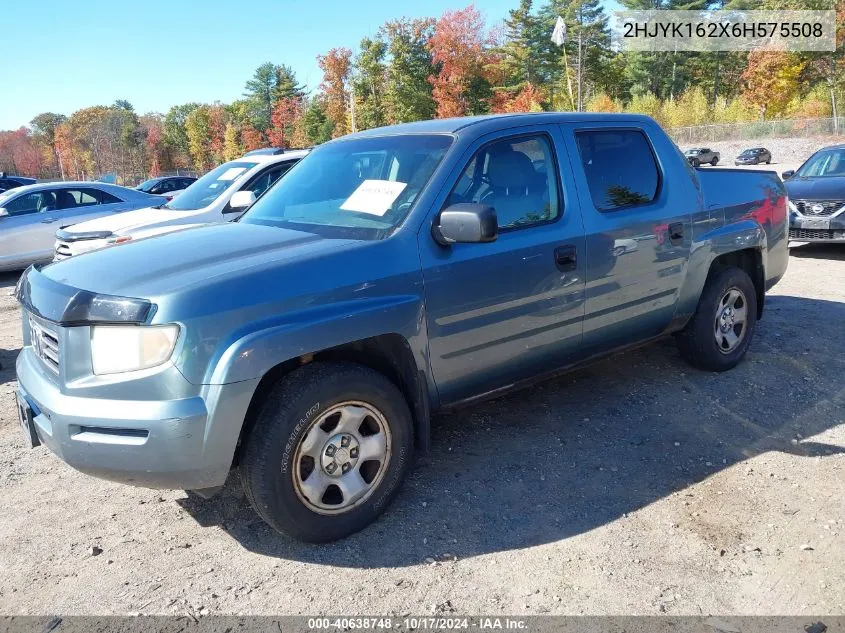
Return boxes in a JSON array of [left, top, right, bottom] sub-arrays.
[[789, 244, 845, 261], [177, 293, 845, 567]]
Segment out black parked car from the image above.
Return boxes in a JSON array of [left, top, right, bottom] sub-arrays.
[[735, 147, 772, 165], [135, 176, 196, 197], [0, 173, 36, 192], [783, 144, 845, 244], [684, 147, 720, 166]]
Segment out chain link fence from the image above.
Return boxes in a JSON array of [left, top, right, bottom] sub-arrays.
[[668, 117, 845, 144]]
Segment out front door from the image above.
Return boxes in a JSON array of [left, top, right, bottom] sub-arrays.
[[419, 128, 586, 405]]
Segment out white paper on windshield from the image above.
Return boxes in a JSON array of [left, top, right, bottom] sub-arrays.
[[219, 167, 247, 181], [340, 180, 407, 216]]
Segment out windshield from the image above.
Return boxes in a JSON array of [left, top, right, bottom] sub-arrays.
[[740, 149, 755, 156], [136, 178, 162, 192], [795, 149, 845, 178], [0, 189, 18, 206], [685, 149, 700, 155], [241, 135, 453, 238], [164, 161, 258, 210]]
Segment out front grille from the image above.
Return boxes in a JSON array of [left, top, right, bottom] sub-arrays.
[[28, 314, 60, 374], [793, 200, 845, 217], [789, 228, 845, 241], [54, 242, 71, 261]]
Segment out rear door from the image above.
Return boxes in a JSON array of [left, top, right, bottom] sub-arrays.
[[419, 126, 586, 404], [563, 124, 694, 354]]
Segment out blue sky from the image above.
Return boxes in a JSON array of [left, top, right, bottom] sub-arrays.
[[2, 0, 620, 130]]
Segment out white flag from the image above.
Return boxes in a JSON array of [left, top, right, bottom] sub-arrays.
[[551, 16, 567, 46]]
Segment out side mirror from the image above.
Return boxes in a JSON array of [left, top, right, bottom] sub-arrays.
[[434, 203, 497, 245], [227, 190, 257, 213], [0, 208, 7, 217], [781, 170, 795, 180]]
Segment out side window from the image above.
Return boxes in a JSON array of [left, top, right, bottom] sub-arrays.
[[93, 189, 122, 204], [445, 135, 560, 230], [575, 129, 660, 211], [6, 191, 56, 216], [55, 189, 97, 209], [247, 163, 292, 199]]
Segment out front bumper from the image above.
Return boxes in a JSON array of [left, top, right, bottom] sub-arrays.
[[16, 344, 258, 491], [789, 213, 845, 243]]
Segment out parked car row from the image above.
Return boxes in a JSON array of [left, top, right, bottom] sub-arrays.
[[13, 113, 789, 543], [0, 173, 36, 193], [683, 146, 773, 167], [54, 148, 308, 259]]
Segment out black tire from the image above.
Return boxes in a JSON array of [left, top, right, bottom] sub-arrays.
[[691, 158, 700, 168], [754, 157, 760, 165], [239, 361, 414, 542], [676, 266, 758, 372], [711, 156, 719, 166]]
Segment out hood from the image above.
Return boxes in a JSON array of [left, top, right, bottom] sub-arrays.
[[785, 176, 845, 201], [43, 222, 359, 299], [60, 206, 208, 236]]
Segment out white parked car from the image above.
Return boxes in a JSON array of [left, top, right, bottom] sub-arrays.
[[54, 149, 309, 260]]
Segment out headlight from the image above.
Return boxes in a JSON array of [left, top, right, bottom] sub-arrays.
[[90, 325, 179, 375]]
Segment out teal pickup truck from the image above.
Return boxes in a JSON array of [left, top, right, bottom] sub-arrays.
[[15, 113, 788, 542]]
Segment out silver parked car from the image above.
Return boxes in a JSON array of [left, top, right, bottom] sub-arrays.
[[0, 182, 165, 271]]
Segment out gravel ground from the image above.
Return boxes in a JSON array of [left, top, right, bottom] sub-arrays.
[[0, 245, 843, 617]]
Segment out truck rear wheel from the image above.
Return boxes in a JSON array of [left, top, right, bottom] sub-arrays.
[[676, 266, 757, 372], [711, 156, 719, 166], [239, 361, 414, 542]]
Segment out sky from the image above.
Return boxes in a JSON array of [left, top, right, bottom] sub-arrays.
[[1, 0, 620, 130]]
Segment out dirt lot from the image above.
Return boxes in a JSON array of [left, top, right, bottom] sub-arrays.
[[0, 244, 844, 617]]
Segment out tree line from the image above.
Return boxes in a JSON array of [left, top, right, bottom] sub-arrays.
[[1, 0, 843, 182]]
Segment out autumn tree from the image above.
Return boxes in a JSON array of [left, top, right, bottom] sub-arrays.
[[428, 5, 494, 118], [740, 51, 804, 118], [318, 47, 353, 137], [223, 123, 242, 160], [29, 112, 66, 178], [184, 105, 214, 170], [268, 97, 305, 148], [0, 129, 42, 176]]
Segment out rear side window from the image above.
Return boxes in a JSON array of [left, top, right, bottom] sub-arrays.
[[575, 129, 659, 211], [91, 188, 121, 204]]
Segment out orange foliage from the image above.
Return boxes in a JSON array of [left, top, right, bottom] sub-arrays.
[[317, 48, 352, 137], [268, 97, 304, 148], [428, 4, 493, 118], [490, 83, 544, 113], [240, 124, 266, 152]]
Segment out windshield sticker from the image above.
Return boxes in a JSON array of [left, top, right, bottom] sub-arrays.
[[340, 180, 407, 216], [218, 167, 247, 181]]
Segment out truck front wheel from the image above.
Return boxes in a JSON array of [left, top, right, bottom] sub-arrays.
[[676, 266, 758, 371], [239, 361, 414, 542]]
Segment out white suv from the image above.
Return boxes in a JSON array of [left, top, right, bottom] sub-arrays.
[[54, 149, 308, 260]]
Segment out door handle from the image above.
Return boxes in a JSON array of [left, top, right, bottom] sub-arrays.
[[668, 222, 684, 244], [554, 245, 577, 272], [40, 218, 57, 224]]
